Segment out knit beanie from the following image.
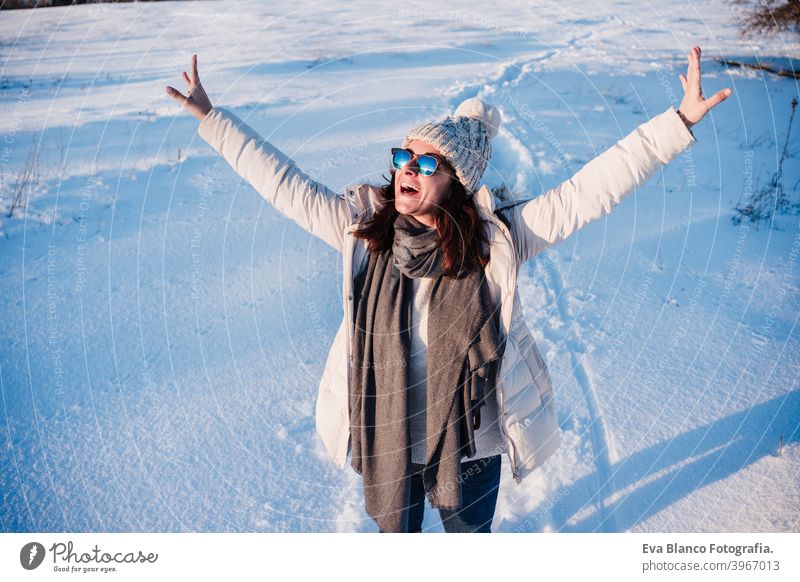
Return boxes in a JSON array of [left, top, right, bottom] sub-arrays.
[[401, 97, 502, 195]]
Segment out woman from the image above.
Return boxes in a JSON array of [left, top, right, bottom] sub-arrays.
[[166, 47, 731, 533]]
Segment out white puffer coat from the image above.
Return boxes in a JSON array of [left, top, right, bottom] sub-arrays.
[[197, 105, 696, 483]]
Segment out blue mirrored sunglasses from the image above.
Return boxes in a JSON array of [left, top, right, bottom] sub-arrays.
[[391, 147, 442, 176]]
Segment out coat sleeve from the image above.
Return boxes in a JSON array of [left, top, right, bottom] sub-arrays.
[[197, 107, 357, 253], [502, 105, 697, 265]]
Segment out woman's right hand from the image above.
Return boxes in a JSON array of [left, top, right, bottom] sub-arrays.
[[165, 54, 214, 122]]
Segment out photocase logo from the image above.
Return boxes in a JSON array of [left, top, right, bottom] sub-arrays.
[[20, 542, 46, 570]]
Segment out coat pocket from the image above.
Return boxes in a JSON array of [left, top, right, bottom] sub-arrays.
[[523, 338, 556, 409], [499, 335, 542, 424]]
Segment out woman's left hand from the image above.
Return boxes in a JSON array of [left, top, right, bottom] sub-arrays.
[[677, 46, 732, 129]]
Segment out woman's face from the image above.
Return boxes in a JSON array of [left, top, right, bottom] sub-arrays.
[[394, 140, 454, 228]]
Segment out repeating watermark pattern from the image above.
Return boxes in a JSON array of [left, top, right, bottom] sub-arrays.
[[140, 371, 178, 462], [496, 85, 573, 173], [190, 174, 216, 302], [74, 173, 101, 295], [397, 9, 530, 39], [47, 244, 65, 397], [655, 58, 697, 188], [1, 0, 791, 540], [718, 151, 753, 303], [424, 453, 500, 502], [512, 485, 570, 532], [595, 274, 654, 383], [306, 141, 370, 182], [753, 226, 800, 346], [354, 358, 407, 370]]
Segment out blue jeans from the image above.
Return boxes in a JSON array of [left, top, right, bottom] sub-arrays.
[[380, 454, 502, 533]]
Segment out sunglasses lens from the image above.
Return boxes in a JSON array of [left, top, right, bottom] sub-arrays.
[[391, 148, 440, 176], [392, 148, 411, 170], [417, 155, 438, 176]]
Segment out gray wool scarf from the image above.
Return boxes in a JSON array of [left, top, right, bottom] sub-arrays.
[[349, 212, 504, 533]]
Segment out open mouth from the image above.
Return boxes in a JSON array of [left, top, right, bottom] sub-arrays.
[[400, 182, 421, 195]]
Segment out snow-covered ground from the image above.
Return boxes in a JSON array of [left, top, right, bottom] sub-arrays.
[[1, 0, 798, 533]]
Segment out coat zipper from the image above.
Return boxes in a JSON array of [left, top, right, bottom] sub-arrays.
[[497, 380, 521, 484], [343, 222, 358, 465], [483, 210, 522, 485]]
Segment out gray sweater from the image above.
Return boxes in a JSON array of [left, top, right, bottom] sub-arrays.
[[407, 277, 507, 465]]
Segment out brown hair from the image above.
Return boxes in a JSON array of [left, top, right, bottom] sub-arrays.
[[352, 164, 490, 279]]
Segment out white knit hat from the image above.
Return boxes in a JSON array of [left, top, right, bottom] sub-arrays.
[[401, 97, 502, 195]]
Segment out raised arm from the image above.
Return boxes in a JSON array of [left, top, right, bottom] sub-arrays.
[[502, 105, 695, 263], [501, 46, 731, 265], [197, 108, 355, 252], [166, 55, 354, 253]]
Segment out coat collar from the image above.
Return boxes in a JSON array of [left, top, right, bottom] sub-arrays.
[[473, 184, 496, 215]]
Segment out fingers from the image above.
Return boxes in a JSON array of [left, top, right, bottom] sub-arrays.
[[182, 71, 191, 86], [191, 53, 199, 85], [686, 46, 697, 90], [691, 46, 701, 88], [704, 87, 733, 110], [695, 46, 702, 87], [679, 73, 688, 93], [165, 85, 188, 104]]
